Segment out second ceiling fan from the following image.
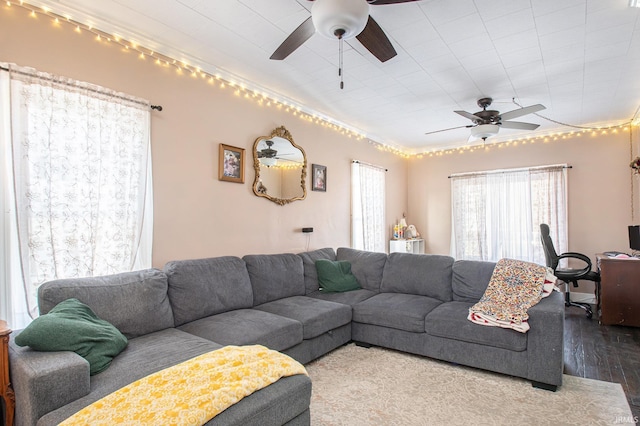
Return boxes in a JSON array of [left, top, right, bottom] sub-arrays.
[[270, 0, 419, 69], [425, 98, 546, 141]]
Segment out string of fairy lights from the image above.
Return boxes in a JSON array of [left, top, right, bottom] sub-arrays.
[[3, 0, 639, 159], [264, 164, 304, 170], [415, 124, 636, 158], [1, 0, 411, 155]]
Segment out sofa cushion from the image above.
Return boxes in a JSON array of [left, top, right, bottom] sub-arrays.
[[177, 309, 303, 351], [243, 253, 306, 306], [452, 260, 497, 303], [307, 288, 377, 306], [425, 301, 527, 351], [164, 256, 253, 326], [38, 269, 174, 339], [14, 298, 128, 375], [254, 296, 352, 339], [316, 259, 361, 293], [381, 253, 454, 302], [298, 247, 337, 294], [336, 247, 387, 291], [353, 293, 442, 333]]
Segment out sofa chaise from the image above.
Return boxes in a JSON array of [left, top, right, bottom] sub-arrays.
[[8, 247, 564, 426]]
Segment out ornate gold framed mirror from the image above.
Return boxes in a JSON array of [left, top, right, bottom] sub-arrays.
[[252, 126, 307, 205]]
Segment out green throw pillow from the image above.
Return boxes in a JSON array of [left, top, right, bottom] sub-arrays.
[[316, 259, 361, 293], [15, 298, 128, 375]]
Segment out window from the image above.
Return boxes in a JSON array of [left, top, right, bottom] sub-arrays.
[[0, 63, 153, 327], [450, 164, 568, 264], [351, 161, 386, 253]]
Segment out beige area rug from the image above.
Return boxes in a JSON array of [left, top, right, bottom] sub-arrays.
[[306, 344, 633, 426]]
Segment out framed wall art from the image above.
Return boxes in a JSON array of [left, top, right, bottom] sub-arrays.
[[218, 143, 245, 183], [312, 164, 327, 192]]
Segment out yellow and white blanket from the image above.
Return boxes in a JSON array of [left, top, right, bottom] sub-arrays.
[[60, 345, 308, 426]]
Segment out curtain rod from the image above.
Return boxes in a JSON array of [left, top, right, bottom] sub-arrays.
[[0, 65, 162, 111], [448, 164, 572, 179], [352, 160, 388, 171]]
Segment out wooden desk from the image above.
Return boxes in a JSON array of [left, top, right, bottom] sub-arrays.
[[596, 254, 640, 327], [1, 320, 15, 426]]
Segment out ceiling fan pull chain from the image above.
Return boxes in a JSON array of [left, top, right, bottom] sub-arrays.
[[339, 36, 344, 90]]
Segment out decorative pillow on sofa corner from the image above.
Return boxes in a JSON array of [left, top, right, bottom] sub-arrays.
[[315, 259, 361, 293], [14, 298, 128, 375]]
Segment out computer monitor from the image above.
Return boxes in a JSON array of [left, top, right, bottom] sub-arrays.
[[629, 225, 640, 251]]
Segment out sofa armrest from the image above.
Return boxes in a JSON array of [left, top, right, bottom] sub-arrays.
[[525, 291, 564, 387], [9, 341, 90, 426]]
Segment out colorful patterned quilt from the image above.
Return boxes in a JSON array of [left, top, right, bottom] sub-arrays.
[[60, 345, 308, 426], [468, 258, 557, 333]]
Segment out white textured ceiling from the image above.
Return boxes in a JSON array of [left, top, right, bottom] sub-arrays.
[[32, 0, 640, 152]]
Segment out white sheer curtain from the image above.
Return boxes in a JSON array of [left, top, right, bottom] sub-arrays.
[[0, 63, 153, 326], [451, 165, 568, 264], [351, 161, 386, 253], [0, 66, 30, 328]]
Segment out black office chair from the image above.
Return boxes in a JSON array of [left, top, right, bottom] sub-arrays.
[[539, 223, 600, 319]]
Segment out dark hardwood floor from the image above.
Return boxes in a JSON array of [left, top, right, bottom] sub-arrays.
[[564, 306, 640, 420]]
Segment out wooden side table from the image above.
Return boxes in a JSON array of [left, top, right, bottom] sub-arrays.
[[1, 320, 14, 426]]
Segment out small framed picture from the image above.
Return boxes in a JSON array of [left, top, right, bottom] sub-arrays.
[[312, 164, 327, 192], [219, 144, 245, 183]]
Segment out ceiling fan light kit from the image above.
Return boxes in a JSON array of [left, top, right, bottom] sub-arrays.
[[311, 0, 370, 40], [471, 124, 499, 140], [261, 157, 277, 167]]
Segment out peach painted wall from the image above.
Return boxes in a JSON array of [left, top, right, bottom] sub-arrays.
[[0, 8, 408, 268], [408, 130, 640, 294]]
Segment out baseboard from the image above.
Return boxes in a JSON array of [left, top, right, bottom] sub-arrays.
[[569, 292, 596, 305]]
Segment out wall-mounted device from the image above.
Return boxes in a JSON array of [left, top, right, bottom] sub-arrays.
[[302, 227, 314, 233], [629, 225, 640, 251]]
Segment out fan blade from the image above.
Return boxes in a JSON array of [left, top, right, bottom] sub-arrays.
[[369, 0, 421, 4], [275, 157, 303, 164], [498, 104, 545, 121], [424, 125, 472, 135], [270, 17, 315, 60], [454, 110, 482, 122], [356, 16, 397, 62], [500, 121, 540, 130]]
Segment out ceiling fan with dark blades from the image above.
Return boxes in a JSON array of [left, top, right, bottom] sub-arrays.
[[257, 140, 300, 161], [270, 0, 420, 63], [425, 98, 546, 141]]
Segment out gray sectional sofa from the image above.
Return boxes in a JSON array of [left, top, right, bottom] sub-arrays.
[[8, 247, 565, 426]]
